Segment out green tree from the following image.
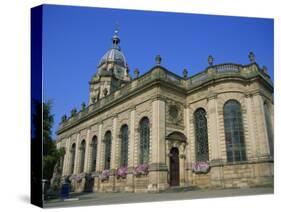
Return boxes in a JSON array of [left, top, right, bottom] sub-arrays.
[[42, 100, 65, 180]]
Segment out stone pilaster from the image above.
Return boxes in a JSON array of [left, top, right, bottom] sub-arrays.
[[207, 96, 221, 161], [270, 101, 274, 130], [84, 129, 91, 172], [245, 95, 258, 159], [252, 94, 271, 158], [268, 101, 274, 156], [96, 124, 103, 172], [73, 134, 80, 175], [185, 105, 192, 185], [77, 141, 85, 174], [109, 117, 118, 191], [94, 124, 103, 191], [62, 137, 70, 176], [125, 109, 136, 192], [148, 99, 168, 191], [207, 96, 224, 187], [111, 117, 118, 169], [179, 143, 187, 186], [87, 137, 94, 173]]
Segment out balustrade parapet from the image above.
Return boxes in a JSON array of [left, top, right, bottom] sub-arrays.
[[57, 62, 272, 134]]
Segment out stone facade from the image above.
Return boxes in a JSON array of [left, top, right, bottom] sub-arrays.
[[54, 32, 274, 193]]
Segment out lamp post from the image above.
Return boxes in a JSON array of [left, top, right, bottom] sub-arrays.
[[42, 179, 48, 202]]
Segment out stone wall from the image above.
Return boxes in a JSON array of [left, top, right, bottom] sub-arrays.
[[55, 64, 273, 193]]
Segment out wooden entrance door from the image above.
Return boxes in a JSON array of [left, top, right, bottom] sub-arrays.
[[169, 147, 179, 186]]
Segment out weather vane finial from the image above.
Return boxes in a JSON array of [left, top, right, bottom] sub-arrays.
[[114, 22, 120, 34], [112, 22, 121, 48]]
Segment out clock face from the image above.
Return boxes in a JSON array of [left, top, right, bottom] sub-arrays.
[[169, 105, 179, 119]]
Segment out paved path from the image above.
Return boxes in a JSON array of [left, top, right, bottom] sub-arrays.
[[44, 187, 273, 208]]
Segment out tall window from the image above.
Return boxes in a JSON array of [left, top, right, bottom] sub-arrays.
[[104, 131, 112, 170], [223, 100, 246, 162], [59, 147, 65, 171], [70, 143, 76, 174], [194, 108, 209, 161], [120, 125, 129, 167], [264, 102, 274, 156], [92, 136, 98, 172], [139, 117, 150, 164], [79, 140, 86, 173]]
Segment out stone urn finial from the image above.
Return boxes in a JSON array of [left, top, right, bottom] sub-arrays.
[[70, 108, 77, 117], [134, 68, 140, 79], [248, 51, 255, 63], [61, 114, 67, 122], [155, 55, 162, 65], [208, 55, 214, 66], [262, 65, 268, 74], [81, 102, 86, 110], [183, 68, 188, 79]]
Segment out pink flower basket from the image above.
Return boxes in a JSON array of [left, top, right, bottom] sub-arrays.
[[116, 166, 128, 179], [133, 164, 149, 177], [192, 161, 210, 173], [69, 173, 85, 182], [100, 170, 110, 182]]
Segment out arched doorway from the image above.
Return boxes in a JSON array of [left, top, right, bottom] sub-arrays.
[[169, 147, 180, 186]]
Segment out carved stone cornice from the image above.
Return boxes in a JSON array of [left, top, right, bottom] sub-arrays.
[[207, 93, 218, 101], [150, 95, 167, 102], [244, 92, 253, 98]]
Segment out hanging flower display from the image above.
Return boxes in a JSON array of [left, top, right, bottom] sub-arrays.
[[100, 170, 110, 182], [116, 166, 128, 179], [133, 164, 149, 177], [192, 161, 210, 174], [69, 173, 85, 182]]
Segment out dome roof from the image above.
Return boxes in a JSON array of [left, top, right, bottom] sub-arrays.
[[98, 48, 127, 67], [97, 29, 127, 68], [95, 30, 131, 81]]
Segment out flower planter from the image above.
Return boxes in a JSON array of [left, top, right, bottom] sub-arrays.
[[100, 170, 110, 182], [116, 166, 128, 179], [133, 164, 149, 177], [192, 161, 210, 174]]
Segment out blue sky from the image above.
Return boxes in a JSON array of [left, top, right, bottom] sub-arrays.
[[42, 4, 274, 138]]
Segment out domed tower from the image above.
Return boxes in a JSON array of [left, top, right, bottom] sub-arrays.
[[89, 30, 131, 104]]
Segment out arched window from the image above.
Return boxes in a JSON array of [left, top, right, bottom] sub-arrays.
[[194, 108, 209, 161], [120, 125, 129, 167], [264, 102, 274, 156], [104, 131, 112, 170], [79, 140, 86, 173], [223, 100, 246, 162], [70, 143, 76, 174], [57, 147, 65, 172], [92, 136, 98, 172], [139, 117, 150, 164]]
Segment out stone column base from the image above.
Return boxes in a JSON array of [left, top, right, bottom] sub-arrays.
[[125, 173, 134, 192], [93, 176, 100, 192], [147, 183, 169, 192], [148, 163, 169, 192]]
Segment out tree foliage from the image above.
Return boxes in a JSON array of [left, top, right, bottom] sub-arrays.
[[42, 100, 65, 180]]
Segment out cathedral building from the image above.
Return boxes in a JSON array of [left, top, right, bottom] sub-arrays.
[[55, 30, 274, 193]]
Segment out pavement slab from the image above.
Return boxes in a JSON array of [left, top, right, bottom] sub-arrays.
[[44, 186, 273, 208]]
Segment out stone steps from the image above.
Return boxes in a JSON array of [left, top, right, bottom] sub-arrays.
[[161, 186, 198, 193]]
